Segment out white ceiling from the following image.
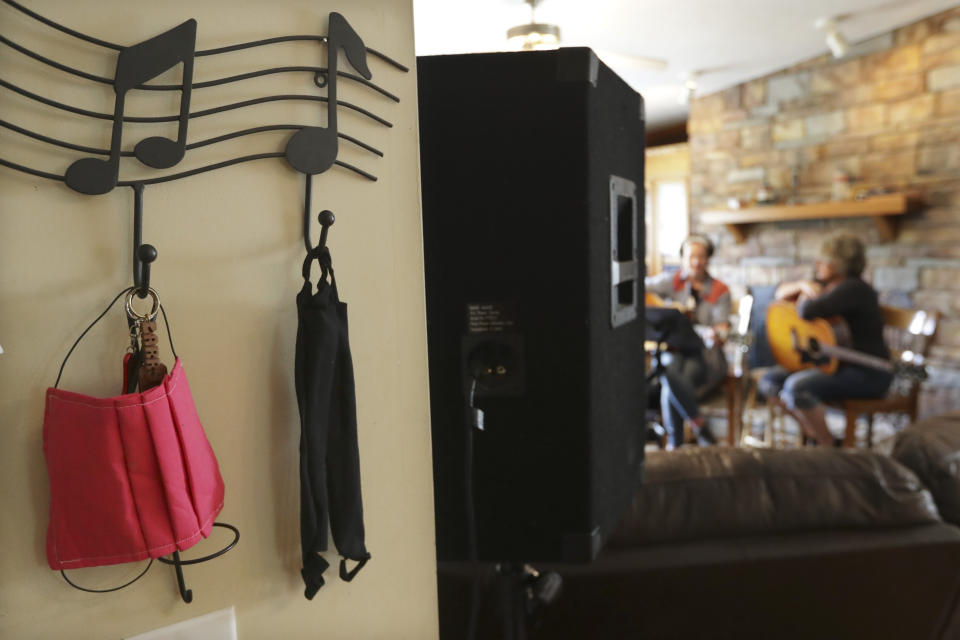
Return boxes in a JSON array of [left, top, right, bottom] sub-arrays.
[[412, 0, 960, 130]]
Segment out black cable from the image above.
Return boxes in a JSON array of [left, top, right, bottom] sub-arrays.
[[465, 376, 481, 640], [54, 287, 133, 388], [60, 558, 154, 593]]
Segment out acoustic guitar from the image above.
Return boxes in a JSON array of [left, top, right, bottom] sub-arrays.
[[645, 291, 689, 312], [765, 301, 926, 382]]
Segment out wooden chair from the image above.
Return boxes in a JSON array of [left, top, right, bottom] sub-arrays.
[[697, 294, 753, 445], [840, 305, 940, 448]]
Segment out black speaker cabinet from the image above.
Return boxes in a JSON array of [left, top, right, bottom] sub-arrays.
[[418, 49, 646, 564]]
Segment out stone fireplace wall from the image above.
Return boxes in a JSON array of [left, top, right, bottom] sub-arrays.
[[687, 7, 960, 416]]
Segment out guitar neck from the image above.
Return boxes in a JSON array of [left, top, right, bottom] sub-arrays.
[[819, 344, 893, 373]]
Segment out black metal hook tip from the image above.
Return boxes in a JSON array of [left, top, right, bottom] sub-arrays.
[[171, 550, 193, 604], [317, 210, 335, 251], [137, 244, 158, 263]]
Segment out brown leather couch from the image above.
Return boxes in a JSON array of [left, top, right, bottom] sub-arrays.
[[438, 412, 960, 639]]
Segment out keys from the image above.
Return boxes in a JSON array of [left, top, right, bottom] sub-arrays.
[[136, 319, 168, 391]]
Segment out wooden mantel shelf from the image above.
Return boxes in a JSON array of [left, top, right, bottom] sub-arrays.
[[701, 193, 923, 243]]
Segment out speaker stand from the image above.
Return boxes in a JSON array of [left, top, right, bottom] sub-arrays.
[[493, 563, 562, 640]]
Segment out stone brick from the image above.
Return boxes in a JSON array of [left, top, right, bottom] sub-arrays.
[[823, 136, 871, 157], [871, 131, 920, 152], [804, 111, 845, 138], [873, 75, 923, 101], [860, 151, 917, 180], [811, 59, 862, 94], [740, 124, 771, 151], [889, 94, 936, 123], [896, 20, 932, 47], [723, 117, 771, 131], [930, 65, 960, 91], [838, 85, 877, 106], [755, 229, 796, 248], [688, 116, 723, 136], [726, 167, 765, 183], [868, 45, 921, 78], [921, 267, 960, 290], [917, 145, 960, 174], [934, 319, 960, 347], [900, 226, 960, 247], [767, 73, 811, 105], [940, 88, 960, 115], [750, 104, 779, 118], [715, 130, 741, 150], [767, 167, 793, 191], [846, 105, 887, 133], [872, 266, 920, 291], [907, 257, 960, 269], [914, 290, 960, 314], [741, 256, 796, 267], [901, 207, 960, 229], [772, 118, 804, 143], [705, 149, 735, 163], [738, 151, 778, 168], [921, 46, 960, 72], [742, 79, 766, 110], [782, 147, 824, 167], [919, 118, 960, 144], [690, 93, 726, 118], [922, 32, 960, 56], [689, 133, 717, 154]]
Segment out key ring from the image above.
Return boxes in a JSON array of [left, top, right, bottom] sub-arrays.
[[125, 287, 160, 322]]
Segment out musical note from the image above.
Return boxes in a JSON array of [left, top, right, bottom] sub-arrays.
[[64, 19, 196, 195], [284, 13, 371, 175]]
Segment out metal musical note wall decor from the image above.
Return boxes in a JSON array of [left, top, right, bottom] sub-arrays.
[[0, 0, 408, 604]]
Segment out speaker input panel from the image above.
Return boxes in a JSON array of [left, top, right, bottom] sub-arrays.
[[461, 333, 525, 398]]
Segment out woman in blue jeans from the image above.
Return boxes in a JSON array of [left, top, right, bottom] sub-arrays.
[[646, 235, 731, 448], [759, 233, 892, 446]]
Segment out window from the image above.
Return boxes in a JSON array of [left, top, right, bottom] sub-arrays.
[[645, 143, 690, 275]]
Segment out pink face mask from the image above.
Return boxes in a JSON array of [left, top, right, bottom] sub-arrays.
[[42, 289, 224, 572], [44, 359, 224, 570]]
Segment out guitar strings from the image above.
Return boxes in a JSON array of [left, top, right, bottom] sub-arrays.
[[0, 0, 409, 72]]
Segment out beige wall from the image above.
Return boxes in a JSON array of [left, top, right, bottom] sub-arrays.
[[0, 1, 437, 638]]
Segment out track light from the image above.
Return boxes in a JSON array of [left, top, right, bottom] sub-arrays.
[[678, 72, 698, 105], [816, 17, 850, 59]]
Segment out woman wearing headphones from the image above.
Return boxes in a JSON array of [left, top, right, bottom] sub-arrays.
[[645, 234, 731, 449]]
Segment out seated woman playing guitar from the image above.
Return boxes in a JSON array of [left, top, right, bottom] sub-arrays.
[[645, 234, 731, 448], [759, 233, 892, 446]]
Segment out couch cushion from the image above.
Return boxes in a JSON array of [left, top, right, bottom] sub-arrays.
[[892, 411, 960, 526], [607, 447, 940, 547]]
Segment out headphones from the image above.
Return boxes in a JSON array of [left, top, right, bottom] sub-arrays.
[[680, 234, 714, 258]]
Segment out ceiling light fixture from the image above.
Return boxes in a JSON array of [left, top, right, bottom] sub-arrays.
[[678, 72, 699, 105], [815, 17, 851, 59], [507, 0, 562, 51]]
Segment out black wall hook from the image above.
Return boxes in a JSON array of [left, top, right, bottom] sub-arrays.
[[302, 175, 335, 253], [156, 522, 240, 603], [131, 183, 157, 298]]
